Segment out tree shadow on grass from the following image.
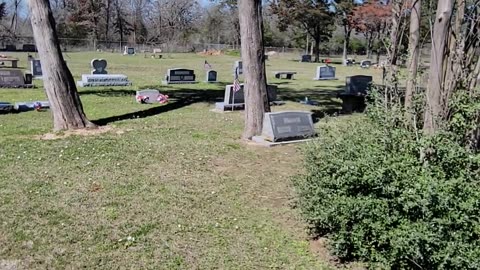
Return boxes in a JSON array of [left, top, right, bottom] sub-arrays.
[[79, 87, 226, 126]]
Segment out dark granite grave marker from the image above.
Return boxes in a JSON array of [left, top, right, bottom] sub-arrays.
[[206, 70, 217, 83], [22, 44, 36, 52], [0, 70, 32, 88], [301, 55, 312, 63], [346, 75, 373, 95], [30, 60, 43, 78], [163, 68, 196, 84]]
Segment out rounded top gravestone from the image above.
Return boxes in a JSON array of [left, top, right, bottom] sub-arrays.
[[91, 59, 108, 74]]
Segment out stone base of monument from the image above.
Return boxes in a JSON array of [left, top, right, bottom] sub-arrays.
[[0, 102, 14, 113], [212, 102, 245, 112], [338, 93, 366, 113], [77, 74, 132, 87], [161, 80, 197, 85], [14, 101, 50, 111], [250, 136, 315, 147], [313, 77, 338, 81]]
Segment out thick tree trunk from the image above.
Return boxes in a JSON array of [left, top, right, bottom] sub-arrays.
[[105, 0, 111, 41], [29, 0, 95, 131], [238, 0, 270, 140], [389, 0, 403, 66], [314, 34, 320, 63], [423, 0, 454, 134], [405, 0, 422, 124]]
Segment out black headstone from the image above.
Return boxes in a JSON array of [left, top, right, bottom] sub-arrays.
[[22, 44, 37, 52], [346, 75, 373, 95], [301, 55, 312, 63], [5, 45, 16, 51], [31, 60, 43, 78], [167, 68, 196, 83], [206, 70, 217, 82], [316, 66, 336, 80]]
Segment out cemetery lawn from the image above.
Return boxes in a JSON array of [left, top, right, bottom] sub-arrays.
[[0, 52, 381, 269]]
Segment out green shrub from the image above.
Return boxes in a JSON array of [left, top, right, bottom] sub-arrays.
[[294, 94, 480, 269]]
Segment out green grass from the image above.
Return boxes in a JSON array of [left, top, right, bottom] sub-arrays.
[[0, 52, 381, 269]]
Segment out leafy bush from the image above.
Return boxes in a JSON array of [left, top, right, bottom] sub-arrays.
[[294, 93, 480, 269]]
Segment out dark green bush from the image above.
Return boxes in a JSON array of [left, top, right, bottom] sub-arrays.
[[294, 93, 480, 269]]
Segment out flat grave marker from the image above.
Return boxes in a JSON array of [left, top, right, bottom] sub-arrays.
[[136, 89, 160, 104]]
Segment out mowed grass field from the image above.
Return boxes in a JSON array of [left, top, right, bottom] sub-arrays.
[[0, 52, 382, 269]]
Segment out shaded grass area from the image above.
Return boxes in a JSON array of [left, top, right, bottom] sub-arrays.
[[0, 52, 382, 269]]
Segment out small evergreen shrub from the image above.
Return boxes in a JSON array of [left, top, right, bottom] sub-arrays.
[[294, 93, 480, 269]]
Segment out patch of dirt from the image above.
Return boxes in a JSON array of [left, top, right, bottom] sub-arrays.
[[35, 126, 129, 140]]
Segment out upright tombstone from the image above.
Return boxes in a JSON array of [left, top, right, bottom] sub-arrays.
[[314, 66, 337, 80], [123, 46, 135, 55], [301, 55, 312, 63], [22, 44, 36, 52], [215, 84, 278, 111], [0, 70, 34, 88], [338, 75, 374, 113], [346, 75, 373, 96], [206, 70, 218, 83], [91, 59, 108, 74], [252, 111, 316, 144], [30, 60, 43, 79], [5, 45, 16, 51], [162, 68, 196, 84], [234, 61, 243, 75], [77, 59, 132, 87]]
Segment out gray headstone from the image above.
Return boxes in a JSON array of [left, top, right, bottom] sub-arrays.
[[234, 61, 243, 75], [77, 74, 132, 87], [164, 68, 196, 84], [346, 75, 373, 95], [360, 60, 372, 68], [206, 70, 217, 82], [91, 59, 108, 74], [0, 70, 27, 87], [261, 111, 315, 142], [30, 60, 43, 78], [124, 46, 135, 55], [136, 89, 160, 104], [315, 66, 336, 80]]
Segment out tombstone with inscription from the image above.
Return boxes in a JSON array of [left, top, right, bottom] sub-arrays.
[[206, 70, 218, 83], [252, 111, 316, 144], [0, 70, 34, 88], [91, 59, 108, 74], [123, 46, 135, 55], [215, 84, 279, 111], [30, 60, 43, 79], [162, 68, 196, 84], [338, 75, 373, 113], [314, 66, 337, 80], [77, 59, 132, 87], [234, 61, 243, 75], [301, 55, 312, 63]]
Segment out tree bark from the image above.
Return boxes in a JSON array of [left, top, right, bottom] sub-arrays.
[[404, 0, 422, 124], [423, 0, 454, 134], [238, 0, 270, 140], [389, 0, 403, 66], [29, 0, 95, 131], [342, 26, 351, 65]]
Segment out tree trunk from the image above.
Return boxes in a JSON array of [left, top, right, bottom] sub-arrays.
[[366, 33, 373, 59], [389, 0, 403, 66], [105, 0, 111, 43], [28, 0, 95, 131], [342, 25, 351, 66], [404, 0, 422, 124], [238, 0, 270, 140], [314, 33, 320, 63], [423, 0, 454, 134]]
